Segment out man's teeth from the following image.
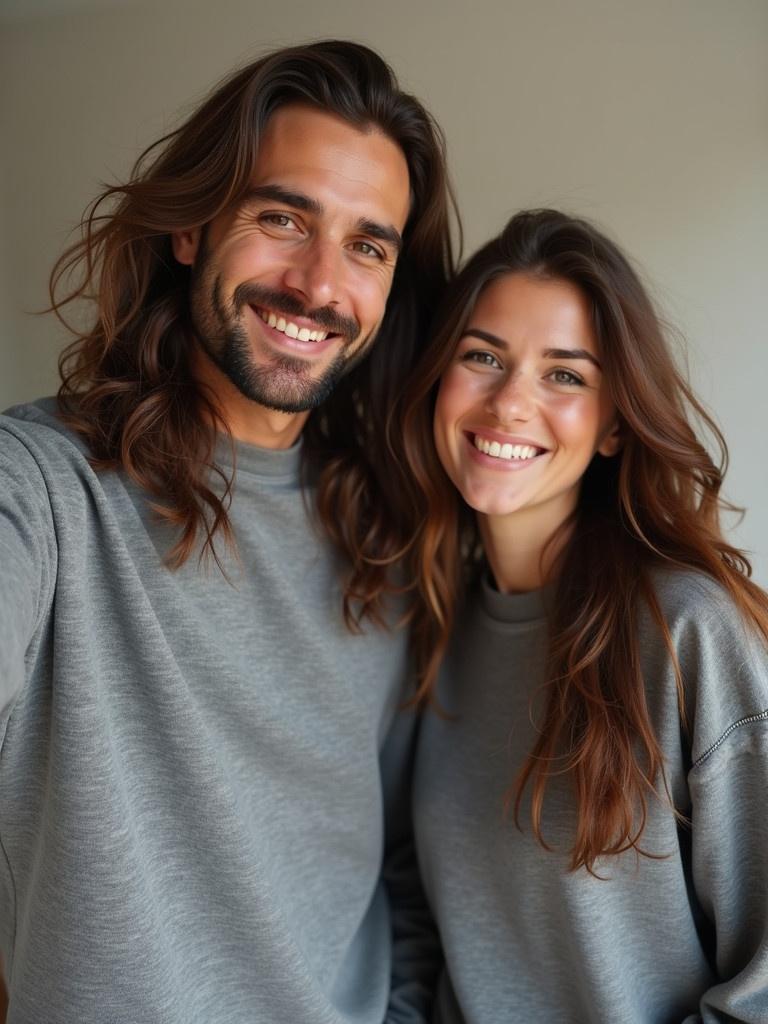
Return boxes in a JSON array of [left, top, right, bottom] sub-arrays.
[[257, 309, 328, 342], [474, 436, 539, 461]]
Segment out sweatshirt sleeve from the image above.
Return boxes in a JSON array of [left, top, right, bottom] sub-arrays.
[[380, 705, 443, 1023], [0, 425, 57, 723], [681, 605, 768, 1023]]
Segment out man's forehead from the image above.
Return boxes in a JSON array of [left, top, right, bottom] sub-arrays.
[[249, 104, 412, 232]]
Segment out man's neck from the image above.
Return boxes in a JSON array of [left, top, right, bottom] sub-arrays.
[[224, 405, 307, 450]]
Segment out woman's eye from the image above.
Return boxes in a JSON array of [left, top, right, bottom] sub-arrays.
[[463, 351, 501, 369], [548, 368, 584, 386]]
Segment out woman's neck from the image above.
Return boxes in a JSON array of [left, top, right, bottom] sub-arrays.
[[478, 502, 574, 594]]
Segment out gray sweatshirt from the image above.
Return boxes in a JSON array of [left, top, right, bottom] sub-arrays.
[[414, 571, 768, 1024], [0, 399, 435, 1024]]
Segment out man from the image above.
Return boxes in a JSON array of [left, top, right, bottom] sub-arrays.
[[0, 40, 456, 1023]]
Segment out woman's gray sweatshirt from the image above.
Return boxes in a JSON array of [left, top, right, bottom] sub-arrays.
[[415, 571, 768, 1023]]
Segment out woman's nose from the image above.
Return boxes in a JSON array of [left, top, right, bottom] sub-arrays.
[[486, 372, 536, 423]]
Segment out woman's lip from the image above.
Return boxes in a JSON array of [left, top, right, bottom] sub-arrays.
[[463, 432, 549, 469], [465, 428, 548, 451]]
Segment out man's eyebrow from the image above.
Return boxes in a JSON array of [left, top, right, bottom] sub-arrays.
[[238, 187, 402, 253], [356, 218, 403, 254], [240, 184, 323, 215]]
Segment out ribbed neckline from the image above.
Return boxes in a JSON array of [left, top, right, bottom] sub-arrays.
[[213, 432, 302, 481], [479, 573, 551, 625]]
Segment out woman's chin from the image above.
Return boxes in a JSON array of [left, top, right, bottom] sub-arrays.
[[458, 484, 526, 519]]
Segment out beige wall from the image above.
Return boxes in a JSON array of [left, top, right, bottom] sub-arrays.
[[1, 0, 766, 582]]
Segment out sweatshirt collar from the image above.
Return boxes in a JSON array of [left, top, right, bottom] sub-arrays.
[[479, 572, 551, 625], [214, 432, 302, 481]]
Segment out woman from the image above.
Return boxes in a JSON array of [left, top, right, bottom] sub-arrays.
[[394, 210, 768, 1022]]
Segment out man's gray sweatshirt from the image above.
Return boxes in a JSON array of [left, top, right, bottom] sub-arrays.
[[415, 572, 768, 1023], [0, 399, 433, 1024]]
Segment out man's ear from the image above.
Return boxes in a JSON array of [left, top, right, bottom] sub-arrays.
[[597, 419, 623, 458], [171, 228, 202, 266]]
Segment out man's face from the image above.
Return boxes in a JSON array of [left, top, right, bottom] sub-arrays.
[[173, 104, 411, 432]]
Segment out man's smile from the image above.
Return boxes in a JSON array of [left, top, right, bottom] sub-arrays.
[[254, 306, 330, 343]]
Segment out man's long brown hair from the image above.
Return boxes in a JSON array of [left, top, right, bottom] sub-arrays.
[[392, 209, 768, 872], [50, 40, 457, 615]]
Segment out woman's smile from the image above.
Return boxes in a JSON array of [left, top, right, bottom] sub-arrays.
[[434, 272, 619, 527]]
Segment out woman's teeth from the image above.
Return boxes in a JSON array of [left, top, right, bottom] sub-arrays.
[[474, 435, 539, 461], [257, 309, 328, 342]]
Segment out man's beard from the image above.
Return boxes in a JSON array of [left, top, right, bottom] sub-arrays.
[[188, 245, 368, 414]]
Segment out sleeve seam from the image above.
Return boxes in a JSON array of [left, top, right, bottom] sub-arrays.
[[693, 708, 768, 768]]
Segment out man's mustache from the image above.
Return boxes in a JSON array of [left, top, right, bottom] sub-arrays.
[[232, 283, 360, 343]]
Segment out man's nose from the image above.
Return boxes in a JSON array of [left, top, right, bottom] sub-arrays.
[[280, 237, 343, 310]]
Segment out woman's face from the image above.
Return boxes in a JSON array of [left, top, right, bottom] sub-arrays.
[[434, 272, 619, 528]]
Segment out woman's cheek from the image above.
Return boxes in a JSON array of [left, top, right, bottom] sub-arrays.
[[548, 391, 600, 438], [433, 374, 465, 478], [437, 366, 486, 424]]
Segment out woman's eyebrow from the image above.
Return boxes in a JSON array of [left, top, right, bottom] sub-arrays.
[[543, 348, 601, 369], [463, 328, 506, 349], [463, 331, 601, 370]]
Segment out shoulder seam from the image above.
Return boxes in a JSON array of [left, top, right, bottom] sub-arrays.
[[693, 708, 768, 768]]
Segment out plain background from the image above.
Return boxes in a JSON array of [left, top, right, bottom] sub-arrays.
[[1, 0, 766, 583]]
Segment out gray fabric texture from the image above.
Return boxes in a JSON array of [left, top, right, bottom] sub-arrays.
[[415, 570, 768, 1024], [0, 398, 435, 1024]]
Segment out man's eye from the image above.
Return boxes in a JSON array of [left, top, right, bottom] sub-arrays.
[[548, 368, 585, 386], [261, 213, 296, 228], [351, 240, 384, 259]]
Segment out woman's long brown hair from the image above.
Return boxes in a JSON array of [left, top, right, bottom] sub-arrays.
[[391, 209, 768, 872], [49, 40, 457, 613]]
